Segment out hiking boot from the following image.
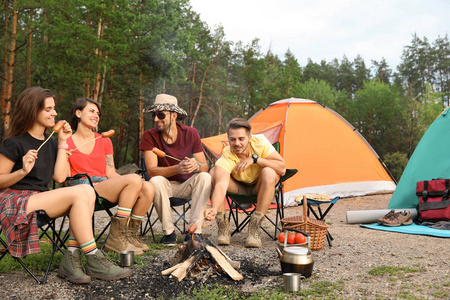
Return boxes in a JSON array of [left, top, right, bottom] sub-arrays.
[[127, 218, 149, 251], [216, 211, 231, 245], [376, 210, 398, 224], [245, 211, 264, 248], [381, 211, 413, 227], [85, 250, 131, 281], [162, 231, 177, 246], [57, 249, 91, 284], [104, 216, 144, 256]]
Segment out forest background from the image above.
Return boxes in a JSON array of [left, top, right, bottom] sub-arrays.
[[1, 0, 449, 181]]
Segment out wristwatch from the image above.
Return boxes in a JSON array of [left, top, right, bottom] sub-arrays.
[[252, 154, 259, 164]]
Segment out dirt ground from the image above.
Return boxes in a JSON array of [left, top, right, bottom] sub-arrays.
[[1, 193, 449, 299]]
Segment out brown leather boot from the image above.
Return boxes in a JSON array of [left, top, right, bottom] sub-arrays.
[[245, 211, 264, 248], [127, 218, 149, 251], [104, 216, 143, 256], [216, 211, 230, 245]]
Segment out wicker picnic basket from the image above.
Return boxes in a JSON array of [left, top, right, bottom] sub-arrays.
[[281, 195, 329, 251]]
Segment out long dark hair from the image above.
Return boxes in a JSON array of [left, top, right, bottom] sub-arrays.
[[6, 87, 55, 139], [70, 97, 102, 131]]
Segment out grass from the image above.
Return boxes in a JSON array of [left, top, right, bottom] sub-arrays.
[[173, 280, 345, 300], [0, 234, 64, 275], [0, 231, 165, 275], [369, 265, 421, 276]]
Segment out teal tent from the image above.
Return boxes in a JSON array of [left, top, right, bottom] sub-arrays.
[[389, 106, 450, 209]]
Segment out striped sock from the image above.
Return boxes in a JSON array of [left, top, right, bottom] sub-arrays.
[[131, 214, 144, 220], [116, 206, 132, 218], [67, 237, 80, 253], [80, 239, 98, 255]]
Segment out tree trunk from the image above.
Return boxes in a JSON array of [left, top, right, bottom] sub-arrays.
[[138, 71, 144, 163], [2, 0, 10, 130], [189, 62, 196, 117], [85, 61, 91, 97], [26, 8, 33, 88], [190, 55, 228, 127], [3, 0, 18, 132], [92, 18, 104, 101], [98, 56, 107, 105]]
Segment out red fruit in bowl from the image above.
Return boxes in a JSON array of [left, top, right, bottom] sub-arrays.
[[287, 235, 296, 244], [278, 232, 285, 243], [295, 233, 306, 244]]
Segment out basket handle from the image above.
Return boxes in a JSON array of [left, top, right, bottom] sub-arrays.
[[302, 195, 309, 222]]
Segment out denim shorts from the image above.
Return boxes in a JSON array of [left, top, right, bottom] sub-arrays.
[[68, 176, 107, 187]]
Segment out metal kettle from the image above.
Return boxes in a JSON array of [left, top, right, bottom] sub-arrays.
[[276, 229, 314, 278]]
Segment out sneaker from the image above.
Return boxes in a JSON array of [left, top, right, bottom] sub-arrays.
[[376, 210, 398, 224], [184, 233, 204, 243], [381, 211, 413, 227], [162, 231, 177, 246], [85, 250, 131, 281], [57, 249, 91, 284]]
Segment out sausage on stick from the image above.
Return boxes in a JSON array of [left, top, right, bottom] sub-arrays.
[[36, 120, 65, 152], [24, 120, 66, 168], [69, 129, 115, 154], [152, 147, 181, 162]]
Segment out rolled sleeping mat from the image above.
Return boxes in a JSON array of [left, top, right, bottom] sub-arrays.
[[346, 208, 418, 224]]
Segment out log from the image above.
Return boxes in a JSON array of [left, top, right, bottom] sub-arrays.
[[170, 255, 197, 281], [206, 245, 243, 281], [171, 250, 204, 281], [161, 263, 182, 275], [209, 241, 241, 269]]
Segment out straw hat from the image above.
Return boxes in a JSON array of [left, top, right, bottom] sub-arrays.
[[143, 94, 188, 121]]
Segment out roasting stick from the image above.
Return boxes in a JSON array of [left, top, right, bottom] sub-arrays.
[[152, 147, 181, 162], [36, 120, 65, 152], [69, 129, 115, 154], [24, 120, 65, 168]]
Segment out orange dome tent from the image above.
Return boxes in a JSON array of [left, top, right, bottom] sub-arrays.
[[201, 98, 396, 206]]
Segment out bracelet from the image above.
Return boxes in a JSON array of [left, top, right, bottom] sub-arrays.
[[194, 161, 201, 173], [58, 144, 68, 149]]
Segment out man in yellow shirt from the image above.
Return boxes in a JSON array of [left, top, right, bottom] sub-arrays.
[[204, 118, 286, 248]]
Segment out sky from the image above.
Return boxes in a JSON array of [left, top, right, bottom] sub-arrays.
[[189, 0, 450, 71]]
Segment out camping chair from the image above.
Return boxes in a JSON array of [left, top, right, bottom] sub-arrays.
[[65, 173, 116, 249], [297, 196, 340, 246], [226, 168, 298, 240], [139, 157, 191, 242], [0, 210, 69, 284]]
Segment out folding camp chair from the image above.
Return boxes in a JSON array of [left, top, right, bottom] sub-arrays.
[[226, 168, 298, 240], [138, 157, 191, 242], [297, 196, 340, 246], [65, 173, 116, 249], [0, 210, 69, 284]]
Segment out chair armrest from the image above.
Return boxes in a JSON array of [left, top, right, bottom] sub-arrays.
[[135, 169, 145, 176], [65, 173, 95, 188], [279, 168, 298, 183], [66, 173, 89, 181]]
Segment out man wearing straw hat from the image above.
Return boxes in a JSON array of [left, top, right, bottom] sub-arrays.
[[139, 94, 211, 246], [204, 118, 286, 248]]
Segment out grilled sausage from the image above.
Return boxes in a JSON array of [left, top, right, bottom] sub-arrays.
[[152, 147, 166, 158], [101, 129, 115, 138], [53, 120, 65, 132], [187, 224, 197, 234]]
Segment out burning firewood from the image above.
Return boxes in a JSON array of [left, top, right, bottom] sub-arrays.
[[161, 235, 243, 282]]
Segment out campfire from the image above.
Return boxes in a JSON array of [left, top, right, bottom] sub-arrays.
[[161, 227, 243, 282]]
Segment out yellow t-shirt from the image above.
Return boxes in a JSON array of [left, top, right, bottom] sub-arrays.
[[215, 134, 276, 184]]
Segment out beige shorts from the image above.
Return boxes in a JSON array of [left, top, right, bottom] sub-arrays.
[[236, 181, 257, 195]]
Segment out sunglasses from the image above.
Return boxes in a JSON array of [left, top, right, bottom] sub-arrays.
[[152, 111, 170, 120]]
